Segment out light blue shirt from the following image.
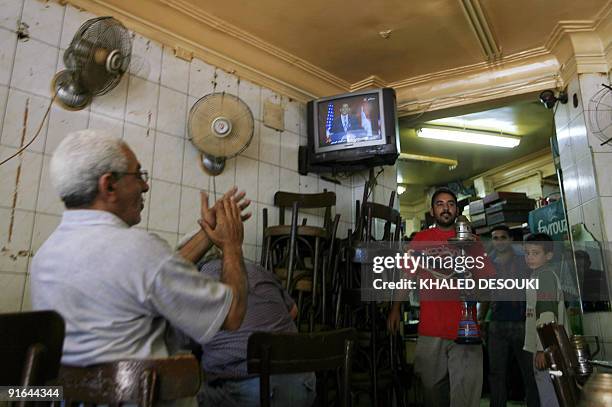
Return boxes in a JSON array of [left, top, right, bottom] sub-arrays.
[[31, 210, 232, 366]]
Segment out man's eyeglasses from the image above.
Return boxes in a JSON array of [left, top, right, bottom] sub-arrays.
[[112, 169, 149, 183]]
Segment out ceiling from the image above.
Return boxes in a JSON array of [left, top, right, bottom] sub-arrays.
[[68, 0, 608, 205], [184, 0, 607, 83]]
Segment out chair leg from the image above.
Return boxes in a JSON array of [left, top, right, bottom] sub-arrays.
[[296, 291, 304, 332]]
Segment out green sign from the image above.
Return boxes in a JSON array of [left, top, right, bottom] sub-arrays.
[[528, 199, 568, 240]]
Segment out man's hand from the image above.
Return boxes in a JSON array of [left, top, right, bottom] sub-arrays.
[[200, 196, 244, 252], [535, 351, 548, 370], [387, 303, 401, 333], [200, 187, 251, 231]]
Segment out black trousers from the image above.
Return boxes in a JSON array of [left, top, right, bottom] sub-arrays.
[[487, 321, 540, 407]]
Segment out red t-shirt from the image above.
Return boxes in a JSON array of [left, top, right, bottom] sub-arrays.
[[409, 227, 494, 340]]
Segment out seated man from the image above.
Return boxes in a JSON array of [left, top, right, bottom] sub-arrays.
[[31, 129, 250, 366], [197, 258, 316, 407]]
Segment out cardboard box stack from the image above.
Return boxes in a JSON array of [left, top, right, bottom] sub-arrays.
[[471, 192, 536, 235]]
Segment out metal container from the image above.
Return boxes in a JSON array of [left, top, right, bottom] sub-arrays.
[[571, 335, 600, 382], [580, 372, 612, 406], [454, 215, 473, 241]]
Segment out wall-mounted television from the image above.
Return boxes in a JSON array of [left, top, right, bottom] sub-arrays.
[[300, 88, 399, 174]]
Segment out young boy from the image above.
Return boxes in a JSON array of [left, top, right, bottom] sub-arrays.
[[523, 233, 567, 407]]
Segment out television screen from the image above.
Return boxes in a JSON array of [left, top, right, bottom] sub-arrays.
[[314, 89, 386, 154], [301, 88, 399, 174]]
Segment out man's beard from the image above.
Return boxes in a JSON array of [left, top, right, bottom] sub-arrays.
[[436, 212, 456, 227]]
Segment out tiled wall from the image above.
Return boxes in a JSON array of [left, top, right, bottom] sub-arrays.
[[0, 0, 397, 313], [554, 71, 612, 359]]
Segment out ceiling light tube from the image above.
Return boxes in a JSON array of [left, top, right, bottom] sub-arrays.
[[418, 126, 521, 148]]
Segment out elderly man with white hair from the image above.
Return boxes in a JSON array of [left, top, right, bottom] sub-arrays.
[[31, 129, 250, 366]]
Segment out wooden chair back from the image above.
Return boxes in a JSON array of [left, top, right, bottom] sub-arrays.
[[247, 328, 356, 407], [274, 191, 336, 228], [57, 354, 201, 407], [0, 310, 65, 387], [359, 201, 401, 242]]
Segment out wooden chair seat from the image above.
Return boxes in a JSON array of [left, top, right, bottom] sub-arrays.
[[56, 354, 201, 407], [247, 328, 356, 407], [264, 224, 328, 239], [0, 310, 65, 388]]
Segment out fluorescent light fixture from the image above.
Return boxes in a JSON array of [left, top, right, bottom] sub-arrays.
[[418, 126, 521, 148], [399, 152, 458, 166], [397, 185, 407, 195]]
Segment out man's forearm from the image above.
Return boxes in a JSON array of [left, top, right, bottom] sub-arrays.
[[220, 246, 248, 330], [178, 229, 213, 264]]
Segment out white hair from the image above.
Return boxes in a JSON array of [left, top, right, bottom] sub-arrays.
[[50, 129, 129, 208]]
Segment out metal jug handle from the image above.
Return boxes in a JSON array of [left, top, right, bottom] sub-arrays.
[[583, 335, 600, 358]]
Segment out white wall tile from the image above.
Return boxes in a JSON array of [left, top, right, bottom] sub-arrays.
[[284, 99, 301, 135], [21, 274, 31, 310], [567, 206, 583, 228], [30, 212, 60, 254], [0, 147, 42, 211], [237, 78, 261, 120], [259, 125, 280, 165], [261, 88, 281, 105], [210, 158, 236, 199], [60, 5, 95, 49], [567, 77, 582, 122], [11, 38, 57, 97], [556, 126, 573, 170], [576, 155, 597, 203], [0, 28, 17, 86], [148, 179, 180, 232], [243, 244, 257, 263], [182, 142, 209, 189], [579, 73, 607, 110], [243, 201, 258, 246], [299, 174, 318, 194], [235, 156, 258, 204], [130, 33, 162, 83], [0, 208, 33, 274], [88, 112, 123, 137], [178, 185, 200, 234], [582, 312, 602, 339], [157, 86, 187, 137], [602, 197, 612, 242], [0, 0, 23, 32], [554, 93, 570, 131], [188, 58, 214, 97], [45, 106, 89, 154], [21, 0, 63, 46], [593, 152, 612, 197], [0, 272, 26, 312], [336, 184, 353, 224], [1, 88, 50, 152], [0, 85, 7, 134], [319, 178, 336, 194], [151, 230, 178, 248], [126, 76, 159, 128], [240, 120, 259, 160], [123, 123, 155, 174], [90, 76, 128, 120], [280, 168, 299, 194], [562, 164, 581, 210], [36, 154, 64, 215], [280, 131, 298, 171], [153, 132, 184, 183], [582, 198, 604, 242], [258, 162, 279, 205], [213, 68, 237, 95], [160, 46, 188, 94], [569, 113, 591, 163]]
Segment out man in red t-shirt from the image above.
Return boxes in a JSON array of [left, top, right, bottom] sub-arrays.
[[388, 187, 492, 407]]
